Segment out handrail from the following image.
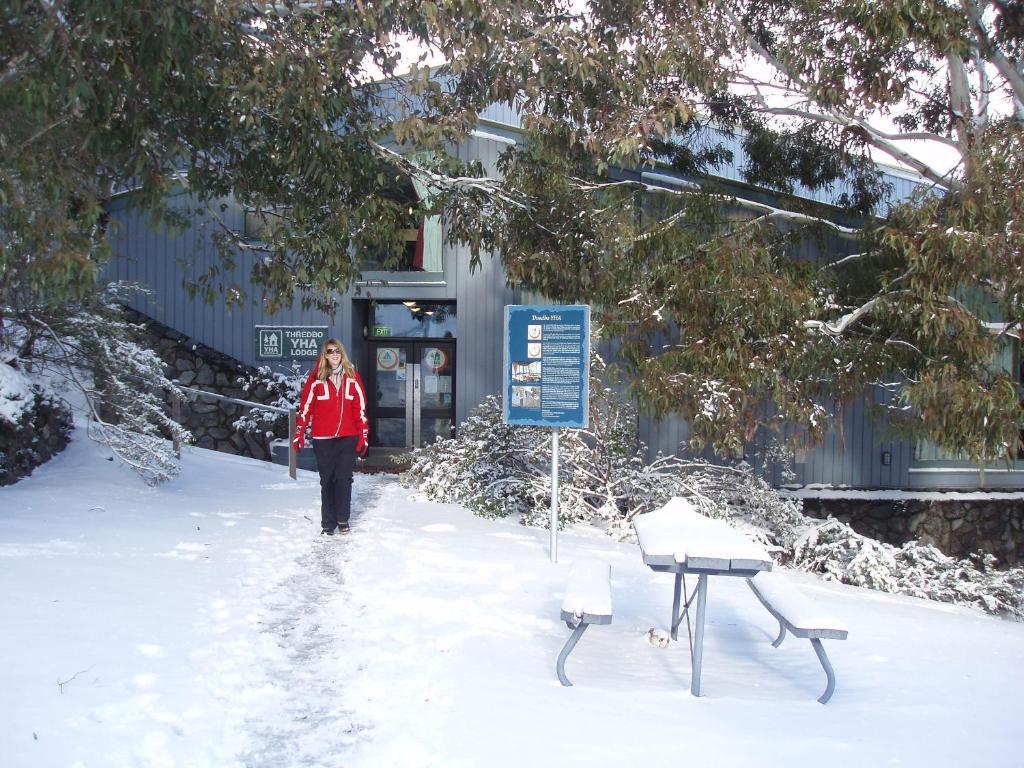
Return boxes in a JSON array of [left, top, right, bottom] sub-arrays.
[[169, 383, 298, 479], [176, 383, 291, 414]]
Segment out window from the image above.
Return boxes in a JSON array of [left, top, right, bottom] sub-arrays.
[[371, 302, 456, 339], [363, 171, 442, 273], [914, 333, 1023, 464]]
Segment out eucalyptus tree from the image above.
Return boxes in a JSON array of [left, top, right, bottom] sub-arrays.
[[1, 0, 484, 314], [0, 0, 506, 476], [440, 0, 1024, 461], [4, 0, 1022, 468]]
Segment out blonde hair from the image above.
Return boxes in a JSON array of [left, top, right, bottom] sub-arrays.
[[315, 338, 356, 381]]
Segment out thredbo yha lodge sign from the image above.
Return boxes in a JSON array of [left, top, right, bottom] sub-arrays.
[[254, 326, 329, 361]]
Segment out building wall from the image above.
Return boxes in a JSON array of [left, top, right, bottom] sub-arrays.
[[105, 193, 333, 370], [104, 116, 1021, 490], [105, 131, 521, 442]]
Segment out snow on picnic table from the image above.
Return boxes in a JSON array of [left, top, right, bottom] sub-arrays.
[[1, 430, 1023, 767], [633, 495, 773, 568]]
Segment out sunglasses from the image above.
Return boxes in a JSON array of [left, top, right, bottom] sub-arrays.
[[325, 348, 341, 355]]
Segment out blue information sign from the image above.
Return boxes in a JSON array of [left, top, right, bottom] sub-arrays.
[[503, 305, 590, 428]]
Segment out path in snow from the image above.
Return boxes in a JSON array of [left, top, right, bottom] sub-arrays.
[[186, 479, 382, 765], [235, 480, 381, 767]]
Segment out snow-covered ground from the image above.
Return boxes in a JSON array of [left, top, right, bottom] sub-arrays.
[[2, 430, 1023, 767]]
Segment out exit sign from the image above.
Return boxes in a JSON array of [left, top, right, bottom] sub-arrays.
[[372, 326, 392, 337]]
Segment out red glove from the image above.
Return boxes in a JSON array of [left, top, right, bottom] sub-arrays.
[[356, 426, 369, 458], [292, 430, 305, 451]]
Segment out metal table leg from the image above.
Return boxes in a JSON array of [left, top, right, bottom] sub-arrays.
[[671, 573, 682, 640], [691, 574, 708, 696]]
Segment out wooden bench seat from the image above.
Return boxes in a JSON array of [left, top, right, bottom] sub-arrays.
[[557, 560, 613, 686], [746, 570, 849, 703]]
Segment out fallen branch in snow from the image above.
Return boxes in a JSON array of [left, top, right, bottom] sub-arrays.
[[402, 390, 1024, 620], [791, 518, 1024, 619], [57, 668, 90, 694]]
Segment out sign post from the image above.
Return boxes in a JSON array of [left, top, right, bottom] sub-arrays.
[[551, 427, 559, 562], [503, 305, 590, 562]]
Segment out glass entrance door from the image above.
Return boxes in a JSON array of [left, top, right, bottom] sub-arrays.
[[370, 341, 455, 448]]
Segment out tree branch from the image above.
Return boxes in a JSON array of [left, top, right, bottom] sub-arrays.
[[368, 140, 530, 211], [573, 176, 864, 238], [947, 49, 974, 157], [962, 0, 1024, 107], [804, 297, 881, 336], [715, 2, 964, 191], [752, 104, 961, 147], [820, 252, 867, 270]]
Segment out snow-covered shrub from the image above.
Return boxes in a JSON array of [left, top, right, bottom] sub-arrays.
[[403, 352, 649, 527], [5, 284, 191, 484], [402, 394, 550, 519], [0, 360, 33, 425], [402, 353, 1024, 618], [791, 518, 1024, 617], [0, 362, 72, 485], [234, 365, 305, 440], [402, 351, 807, 536]]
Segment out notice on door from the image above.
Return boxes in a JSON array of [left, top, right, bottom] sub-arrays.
[[377, 347, 400, 371], [502, 305, 590, 428]]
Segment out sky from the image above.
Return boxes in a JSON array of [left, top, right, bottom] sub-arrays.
[[373, 6, 1020, 183], [2, 428, 1023, 767]]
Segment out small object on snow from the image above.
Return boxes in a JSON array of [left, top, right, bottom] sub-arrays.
[[647, 628, 670, 648]]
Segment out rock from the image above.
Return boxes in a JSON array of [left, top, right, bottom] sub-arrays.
[[243, 432, 267, 459], [195, 366, 215, 386]]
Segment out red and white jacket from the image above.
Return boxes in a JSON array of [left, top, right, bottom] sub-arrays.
[[295, 368, 368, 440]]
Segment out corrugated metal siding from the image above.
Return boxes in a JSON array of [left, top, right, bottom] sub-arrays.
[[103, 105, 942, 487], [453, 134, 518, 425], [479, 101, 522, 128], [638, 384, 915, 489], [105, 193, 341, 373]]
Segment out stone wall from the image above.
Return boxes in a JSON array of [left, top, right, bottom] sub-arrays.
[[0, 392, 72, 486], [139, 316, 288, 460], [800, 496, 1024, 566]]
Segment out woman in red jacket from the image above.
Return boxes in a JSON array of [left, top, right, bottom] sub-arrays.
[[292, 339, 369, 535]]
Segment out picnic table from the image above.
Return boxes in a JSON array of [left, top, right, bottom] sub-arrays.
[[633, 497, 773, 696]]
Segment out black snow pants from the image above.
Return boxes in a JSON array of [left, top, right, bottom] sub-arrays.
[[312, 436, 357, 530]]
